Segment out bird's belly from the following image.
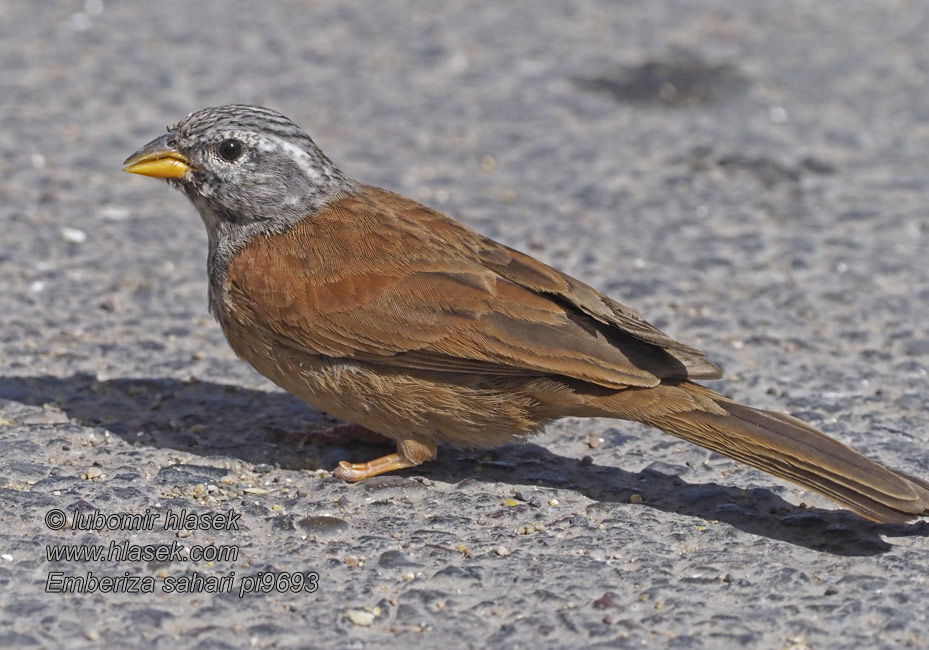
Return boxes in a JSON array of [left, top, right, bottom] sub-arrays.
[[220, 321, 576, 448]]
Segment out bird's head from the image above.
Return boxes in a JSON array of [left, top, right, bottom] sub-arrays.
[[123, 104, 353, 244]]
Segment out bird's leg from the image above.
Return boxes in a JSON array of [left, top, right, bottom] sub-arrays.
[[334, 438, 437, 482], [319, 423, 394, 445]]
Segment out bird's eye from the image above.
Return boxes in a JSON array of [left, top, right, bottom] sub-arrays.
[[218, 139, 243, 162]]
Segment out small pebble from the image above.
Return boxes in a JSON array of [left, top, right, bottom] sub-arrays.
[[586, 432, 604, 448], [494, 545, 510, 557], [592, 591, 617, 609], [346, 609, 375, 626], [60, 227, 87, 244]]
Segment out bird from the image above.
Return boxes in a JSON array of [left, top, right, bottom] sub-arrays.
[[123, 104, 929, 523]]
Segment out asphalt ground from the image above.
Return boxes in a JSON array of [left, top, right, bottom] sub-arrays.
[[1, 2, 928, 648]]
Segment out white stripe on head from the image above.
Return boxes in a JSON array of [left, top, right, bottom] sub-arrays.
[[261, 134, 326, 183]]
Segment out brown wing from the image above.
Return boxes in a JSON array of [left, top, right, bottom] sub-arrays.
[[223, 184, 721, 389]]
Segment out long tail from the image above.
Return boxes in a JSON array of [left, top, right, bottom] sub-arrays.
[[593, 381, 929, 523]]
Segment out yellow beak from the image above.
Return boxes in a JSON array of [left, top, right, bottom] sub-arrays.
[[123, 133, 192, 179]]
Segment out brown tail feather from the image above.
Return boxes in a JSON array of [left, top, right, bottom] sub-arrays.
[[593, 381, 929, 523]]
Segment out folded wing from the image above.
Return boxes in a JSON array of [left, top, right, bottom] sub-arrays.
[[223, 185, 722, 389]]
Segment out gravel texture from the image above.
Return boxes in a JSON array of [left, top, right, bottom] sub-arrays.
[[2, 2, 929, 649]]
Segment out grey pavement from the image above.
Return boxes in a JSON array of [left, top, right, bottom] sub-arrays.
[[1, 1, 928, 648]]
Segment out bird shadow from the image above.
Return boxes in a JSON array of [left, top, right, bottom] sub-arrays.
[[1, 373, 925, 556]]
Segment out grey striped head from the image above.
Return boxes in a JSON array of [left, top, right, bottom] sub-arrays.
[[164, 105, 353, 231]]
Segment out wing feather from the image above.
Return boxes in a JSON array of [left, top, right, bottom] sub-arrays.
[[222, 185, 722, 389]]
